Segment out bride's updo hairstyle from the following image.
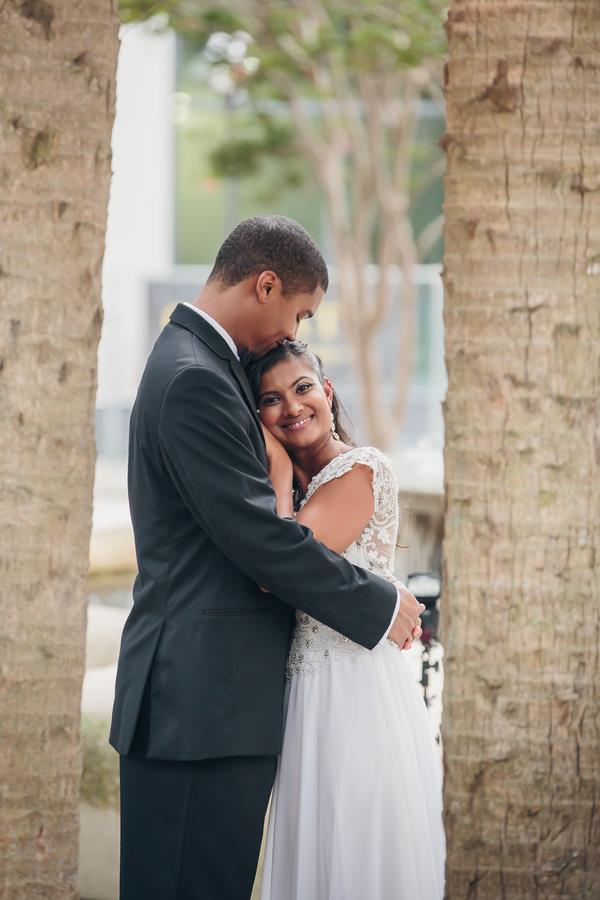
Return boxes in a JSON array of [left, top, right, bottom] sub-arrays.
[[245, 340, 355, 447]]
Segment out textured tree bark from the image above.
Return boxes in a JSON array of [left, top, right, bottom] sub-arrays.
[[442, 1, 600, 897], [0, 2, 119, 896]]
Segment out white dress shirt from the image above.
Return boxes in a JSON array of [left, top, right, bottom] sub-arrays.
[[381, 589, 402, 643], [184, 302, 239, 360], [182, 301, 401, 642]]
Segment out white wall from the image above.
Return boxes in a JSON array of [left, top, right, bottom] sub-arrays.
[[98, 22, 175, 410]]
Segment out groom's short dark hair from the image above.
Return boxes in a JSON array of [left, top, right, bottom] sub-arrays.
[[208, 215, 329, 296]]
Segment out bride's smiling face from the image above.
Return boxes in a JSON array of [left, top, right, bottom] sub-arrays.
[[257, 357, 334, 451]]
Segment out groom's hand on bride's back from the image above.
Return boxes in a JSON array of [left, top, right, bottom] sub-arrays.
[[388, 584, 425, 650]]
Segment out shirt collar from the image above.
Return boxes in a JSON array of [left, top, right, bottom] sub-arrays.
[[183, 303, 240, 361]]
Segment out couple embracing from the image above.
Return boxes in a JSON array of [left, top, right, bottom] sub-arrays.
[[109, 215, 445, 899]]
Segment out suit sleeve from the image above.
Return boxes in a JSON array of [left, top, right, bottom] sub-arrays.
[[157, 365, 396, 650]]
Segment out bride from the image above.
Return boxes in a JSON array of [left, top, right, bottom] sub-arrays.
[[246, 340, 445, 900]]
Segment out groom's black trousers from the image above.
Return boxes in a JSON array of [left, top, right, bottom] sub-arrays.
[[119, 691, 277, 900]]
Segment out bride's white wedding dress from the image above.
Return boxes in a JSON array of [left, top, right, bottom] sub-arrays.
[[259, 446, 445, 900]]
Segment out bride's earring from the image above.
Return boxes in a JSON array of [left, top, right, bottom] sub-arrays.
[[330, 409, 340, 441]]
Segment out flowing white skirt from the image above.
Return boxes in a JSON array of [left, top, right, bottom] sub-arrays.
[[259, 639, 445, 900]]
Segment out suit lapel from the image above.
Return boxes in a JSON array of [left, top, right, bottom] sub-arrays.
[[227, 358, 262, 434], [170, 303, 264, 440]]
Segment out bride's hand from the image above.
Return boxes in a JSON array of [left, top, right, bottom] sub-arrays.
[[261, 423, 292, 479], [388, 584, 425, 651], [261, 422, 294, 520]]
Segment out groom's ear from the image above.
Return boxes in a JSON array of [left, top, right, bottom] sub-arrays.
[[256, 270, 283, 303]]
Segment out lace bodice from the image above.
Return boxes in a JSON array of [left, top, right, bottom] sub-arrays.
[[287, 446, 399, 678]]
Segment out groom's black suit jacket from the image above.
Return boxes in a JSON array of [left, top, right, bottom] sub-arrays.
[[109, 303, 397, 760]]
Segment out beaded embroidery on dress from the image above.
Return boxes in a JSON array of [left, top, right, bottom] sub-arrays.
[[286, 446, 399, 678]]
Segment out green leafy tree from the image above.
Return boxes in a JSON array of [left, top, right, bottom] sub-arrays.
[[123, 0, 445, 448]]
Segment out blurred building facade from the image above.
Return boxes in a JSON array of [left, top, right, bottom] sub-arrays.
[[99, 22, 445, 499]]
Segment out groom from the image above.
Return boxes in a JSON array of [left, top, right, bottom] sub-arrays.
[[110, 215, 423, 899]]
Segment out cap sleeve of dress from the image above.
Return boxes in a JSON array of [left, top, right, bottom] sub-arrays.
[[300, 446, 397, 510]]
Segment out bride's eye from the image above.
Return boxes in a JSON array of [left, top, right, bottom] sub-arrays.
[[297, 382, 312, 394], [261, 394, 280, 407]]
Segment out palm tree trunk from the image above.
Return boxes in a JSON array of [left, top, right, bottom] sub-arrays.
[[442, 1, 600, 896], [0, 2, 119, 896]]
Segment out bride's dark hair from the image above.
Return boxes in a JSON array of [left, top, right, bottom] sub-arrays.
[[244, 340, 355, 447]]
